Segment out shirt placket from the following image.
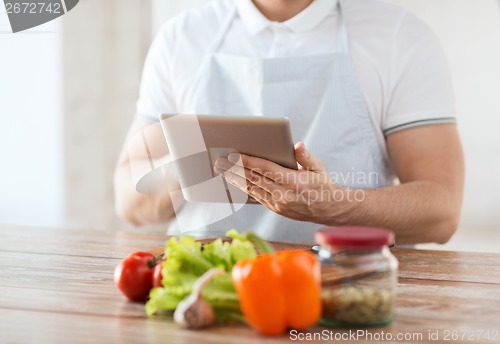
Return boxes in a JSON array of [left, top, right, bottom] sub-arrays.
[[268, 23, 290, 58]]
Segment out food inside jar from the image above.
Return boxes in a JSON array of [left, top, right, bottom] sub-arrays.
[[321, 286, 394, 326]]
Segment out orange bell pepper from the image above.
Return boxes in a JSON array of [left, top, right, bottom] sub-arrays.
[[232, 250, 322, 336]]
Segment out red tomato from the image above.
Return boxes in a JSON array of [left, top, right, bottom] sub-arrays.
[[129, 251, 155, 260], [152, 262, 164, 288], [114, 251, 155, 301]]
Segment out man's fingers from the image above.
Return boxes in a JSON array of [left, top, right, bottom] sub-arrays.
[[226, 153, 289, 183], [214, 158, 277, 194], [216, 168, 273, 206], [294, 141, 325, 172]]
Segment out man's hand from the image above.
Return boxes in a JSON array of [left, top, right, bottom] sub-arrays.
[[214, 142, 350, 223], [214, 124, 464, 245]]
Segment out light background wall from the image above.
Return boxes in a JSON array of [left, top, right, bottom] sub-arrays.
[[62, 0, 153, 231], [0, 0, 157, 232], [0, 13, 64, 227]]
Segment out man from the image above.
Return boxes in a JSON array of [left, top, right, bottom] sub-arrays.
[[114, 0, 464, 244]]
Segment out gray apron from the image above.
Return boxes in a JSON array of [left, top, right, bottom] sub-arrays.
[[168, 1, 396, 243]]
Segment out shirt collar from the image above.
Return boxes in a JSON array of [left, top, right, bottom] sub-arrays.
[[236, 0, 338, 35]]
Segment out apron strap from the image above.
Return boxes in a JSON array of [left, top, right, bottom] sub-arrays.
[[208, 5, 237, 53], [336, 0, 349, 54]]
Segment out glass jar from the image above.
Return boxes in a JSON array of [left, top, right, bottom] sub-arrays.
[[315, 226, 398, 327]]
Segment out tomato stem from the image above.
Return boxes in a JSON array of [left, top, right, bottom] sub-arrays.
[[147, 253, 165, 269]]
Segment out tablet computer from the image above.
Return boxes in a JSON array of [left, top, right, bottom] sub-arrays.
[[159, 114, 297, 204]]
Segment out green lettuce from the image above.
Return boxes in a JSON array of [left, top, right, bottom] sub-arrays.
[[145, 230, 262, 319]]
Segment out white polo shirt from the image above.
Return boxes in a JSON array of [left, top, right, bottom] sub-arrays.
[[136, 0, 455, 143]]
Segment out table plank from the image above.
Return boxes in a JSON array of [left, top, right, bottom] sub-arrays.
[[0, 309, 284, 344], [1, 225, 500, 344], [1, 251, 500, 325], [395, 249, 500, 284], [0, 224, 167, 258], [2, 275, 500, 326], [1, 306, 499, 344]]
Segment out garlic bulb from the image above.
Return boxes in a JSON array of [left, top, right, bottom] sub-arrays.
[[173, 268, 225, 329]]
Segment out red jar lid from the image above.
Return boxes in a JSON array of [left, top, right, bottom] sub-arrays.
[[315, 226, 394, 248]]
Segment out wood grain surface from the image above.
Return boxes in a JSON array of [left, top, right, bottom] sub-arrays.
[[0, 224, 499, 344]]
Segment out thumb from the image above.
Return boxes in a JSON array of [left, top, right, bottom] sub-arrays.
[[294, 142, 325, 172]]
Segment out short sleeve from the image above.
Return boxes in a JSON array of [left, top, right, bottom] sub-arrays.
[[135, 25, 177, 122], [383, 13, 456, 135]]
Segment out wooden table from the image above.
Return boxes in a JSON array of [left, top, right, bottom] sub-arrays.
[[0, 225, 499, 344]]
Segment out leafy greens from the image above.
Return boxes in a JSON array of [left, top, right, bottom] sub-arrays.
[[145, 229, 259, 319]]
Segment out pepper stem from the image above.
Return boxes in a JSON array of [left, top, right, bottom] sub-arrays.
[[226, 229, 275, 255], [246, 233, 275, 255]]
